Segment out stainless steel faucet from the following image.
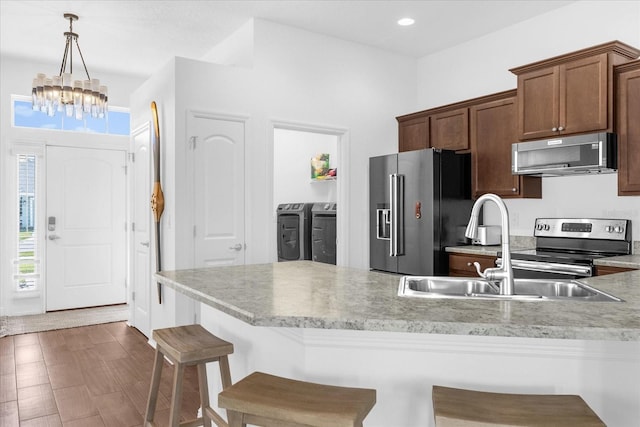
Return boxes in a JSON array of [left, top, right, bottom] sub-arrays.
[[465, 193, 514, 295]]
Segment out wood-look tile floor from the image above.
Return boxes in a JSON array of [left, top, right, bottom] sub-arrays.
[[0, 321, 203, 426]]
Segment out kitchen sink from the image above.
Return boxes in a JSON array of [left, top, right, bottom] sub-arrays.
[[398, 276, 622, 302], [400, 276, 499, 296]]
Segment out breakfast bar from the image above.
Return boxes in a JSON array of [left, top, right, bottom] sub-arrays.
[[156, 261, 640, 426]]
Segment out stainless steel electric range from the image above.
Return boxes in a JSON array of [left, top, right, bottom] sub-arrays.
[[499, 218, 632, 280]]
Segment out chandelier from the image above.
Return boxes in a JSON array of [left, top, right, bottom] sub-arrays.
[[31, 13, 108, 120]]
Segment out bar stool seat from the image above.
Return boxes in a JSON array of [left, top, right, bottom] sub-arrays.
[[432, 385, 605, 427], [145, 324, 233, 427], [218, 371, 376, 427]]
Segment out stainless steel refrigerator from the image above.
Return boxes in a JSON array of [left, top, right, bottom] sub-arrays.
[[369, 148, 473, 276]]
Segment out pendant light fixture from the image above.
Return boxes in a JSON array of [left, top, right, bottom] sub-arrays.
[[31, 13, 108, 120]]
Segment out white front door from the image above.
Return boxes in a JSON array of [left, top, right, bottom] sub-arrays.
[[130, 125, 152, 336], [190, 112, 246, 267], [46, 146, 127, 311]]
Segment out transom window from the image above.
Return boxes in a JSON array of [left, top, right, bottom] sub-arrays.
[[12, 97, 130, 136]]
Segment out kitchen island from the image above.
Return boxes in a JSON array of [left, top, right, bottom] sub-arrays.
[[156, 261, 640, 426]]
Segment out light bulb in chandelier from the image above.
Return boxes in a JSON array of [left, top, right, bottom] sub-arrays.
[[31, 13, 108, 120]]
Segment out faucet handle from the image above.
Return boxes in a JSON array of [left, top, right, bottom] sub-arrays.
[[471, 262, 488, 279]]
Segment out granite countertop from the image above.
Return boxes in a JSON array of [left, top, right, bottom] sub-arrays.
[[593, 254, 640, 269], [156, 260, 640, 341], [445, 244, 505, 257]]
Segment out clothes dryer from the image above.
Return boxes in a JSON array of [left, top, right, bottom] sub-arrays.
[[311, 203, 337, 265], [276, 203, 313, 261]]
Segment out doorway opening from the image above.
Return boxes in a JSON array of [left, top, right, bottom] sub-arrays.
[[271, 122, 348, 265]]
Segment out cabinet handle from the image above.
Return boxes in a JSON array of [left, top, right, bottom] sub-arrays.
[[558, 126, 564, 131], [552, 127, 558, 132], [512, 188, 517, 192]]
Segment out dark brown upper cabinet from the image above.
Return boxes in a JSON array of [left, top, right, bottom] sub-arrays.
[[615, 59, 640, 196], [398, 115, 429, 152], [430, 107, 469, 151], [397, 102, 472, 153], [510, 41, 640, 141], [470, 91, 541, 199]]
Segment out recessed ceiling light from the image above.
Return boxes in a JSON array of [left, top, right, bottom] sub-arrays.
[[397, 17, 415, 26]]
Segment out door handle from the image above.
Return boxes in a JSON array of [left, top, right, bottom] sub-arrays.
[[390, 174, 397, 256], [229, 243, 243, 251], [389, 173, 404, 257], [140, 241, 150, 247], [48, 235, 61, 241]]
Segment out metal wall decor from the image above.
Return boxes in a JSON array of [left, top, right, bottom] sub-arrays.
[[150, 101, 165, 304]]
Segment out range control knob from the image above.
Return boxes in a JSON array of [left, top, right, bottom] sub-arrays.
[[614, 226, 624, 233], [605, 226, 613, 233], [543, 224, 550, 231]]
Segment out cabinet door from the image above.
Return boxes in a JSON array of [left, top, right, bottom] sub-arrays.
[[449, 253, 496, 277], [470, 96, 541, 198], [399, 116, 429, 152], [517, 67, 559, 140], [617, 64, 640, 195], [560, 53, 609, 135], [430, 107, 469, 151], [594, 265, 637, 276]]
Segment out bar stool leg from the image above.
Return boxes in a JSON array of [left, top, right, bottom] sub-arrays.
[[197, 363, 212, 427], [226, 410, 244, 427], [169, 363, 185, 426], [202, 355, 235, 427], [144, 348, 165, 426], [218, 355, 232, 389]]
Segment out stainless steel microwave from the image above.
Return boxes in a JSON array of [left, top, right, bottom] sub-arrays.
[[512, 132, 617, 176]]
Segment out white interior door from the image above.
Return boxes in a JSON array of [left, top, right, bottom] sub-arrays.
[[190, 112, 246, 267], [130, 125, 151, 336], [46, 146, 127, 311]]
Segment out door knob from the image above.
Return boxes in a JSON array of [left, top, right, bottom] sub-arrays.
[[48, 235, 61, 240], [229, 243, 243, 251]]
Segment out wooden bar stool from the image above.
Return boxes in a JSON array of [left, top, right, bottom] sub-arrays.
[[145, 324, 233, 427], [432, 385, 605, 426], [218, 371, 376, 427]]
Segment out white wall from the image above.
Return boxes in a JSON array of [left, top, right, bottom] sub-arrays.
[[250, 20, 416, 268], [416, 1, 640, 242], [273, 128, 338, 207], [135, 19, 416, 277]]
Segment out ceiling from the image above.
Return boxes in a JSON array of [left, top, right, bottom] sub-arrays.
[[0, 0, 575, 78]]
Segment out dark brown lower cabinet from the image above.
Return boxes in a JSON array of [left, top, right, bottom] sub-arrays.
[[594, 265, 637, 276], [448, 253, 497, 277]]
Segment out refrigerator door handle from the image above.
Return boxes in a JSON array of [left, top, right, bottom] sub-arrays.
[[390, 174, 396, 256], [390, 173, 404, 257]]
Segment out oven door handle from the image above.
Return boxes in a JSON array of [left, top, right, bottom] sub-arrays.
[[497, 258, 592, 277]]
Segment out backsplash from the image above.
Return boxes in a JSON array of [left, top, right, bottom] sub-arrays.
[[510, 235, 535, 249]]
